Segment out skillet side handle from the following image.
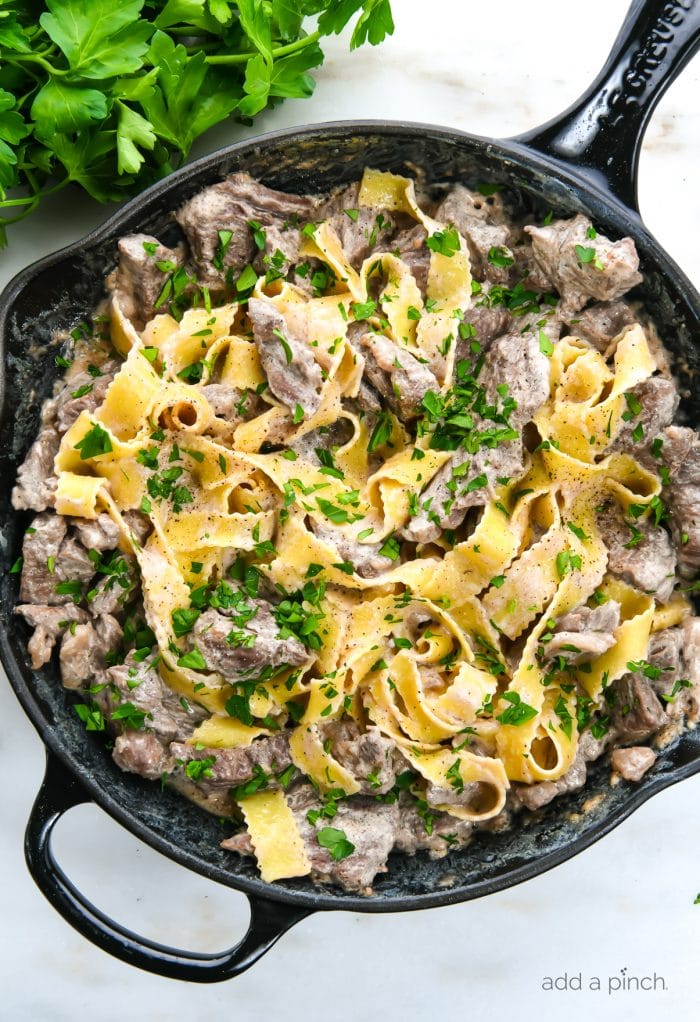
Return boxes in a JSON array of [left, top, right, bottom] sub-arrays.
[[513, 0, 700, 212], [24, 750, 311, 983]]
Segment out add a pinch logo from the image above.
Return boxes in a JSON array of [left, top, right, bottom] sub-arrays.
[[541, 968, 668, 994]]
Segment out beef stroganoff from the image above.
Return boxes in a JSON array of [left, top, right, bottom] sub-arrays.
[[12, 168, 700, 891]]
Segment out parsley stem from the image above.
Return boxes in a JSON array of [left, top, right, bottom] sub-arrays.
[[205, 30, 322, 65], [6, 52, 67, 76], [0, 177, 70, 210]]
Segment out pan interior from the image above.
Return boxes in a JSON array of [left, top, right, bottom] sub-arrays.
[[2, 124, 699, 911]]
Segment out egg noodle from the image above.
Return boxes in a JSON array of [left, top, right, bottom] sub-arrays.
[[51, 170, 682, 882]]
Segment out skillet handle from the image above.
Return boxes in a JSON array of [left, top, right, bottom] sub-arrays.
[[513, 0, 700, 212], [24, 750, 311, 983]]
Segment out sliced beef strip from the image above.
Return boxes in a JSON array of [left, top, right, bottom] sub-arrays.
[[658, 425, 700, 578], [609, 671, 668, 743], [15, 603, 88, 669], [610, 375, 679, 461], [113, 731, 173, 781], [11, 419, 60, 512], [597, 503, 676, 602], [19, 513, 94, 606], [170, 732, 294, 797], [566, 300, 636, 352], [192, 602, 308, 683], [512, 729, 608, 811], [547, 600, 621, 665], [312, 521, 394, 578], [611, 746, 656, 781], [320, 721, 405, 795], [433, 184, 512, 283], [60, 614, 123, 689], [247, 297, 323, 419], [393, 795, 475, 856], [54, 359, 120, 433], [176, 173, 320, 289], [402, 332, 550, 543], [110, 234, 186, 329], [356, 331, 438, 421], [524, 214, 643, 313]]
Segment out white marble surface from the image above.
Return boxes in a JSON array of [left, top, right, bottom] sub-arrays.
[[1, 1, 699, 1018]]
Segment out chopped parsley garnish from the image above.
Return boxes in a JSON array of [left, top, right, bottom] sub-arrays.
[[496, 691, 538, 726], [487, 245, 514, 268], [74, 422, 113, 460], [316, 826, 355, 861], [426, 227, 461, 257], [574, 244, 604, 271], [272, 327, 293, 365], [74, 702, 105, 731], [367, 411, 393, 453], [111, 701, 150, 730], [177, 648, 207, 671], [184, 755, 217, 781], [172, 608, 201, 637]]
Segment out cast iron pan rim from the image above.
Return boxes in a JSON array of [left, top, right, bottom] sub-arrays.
[[2, 113, 700, 913], [4, 116, 698, 332], [8, 637, 700, 914]]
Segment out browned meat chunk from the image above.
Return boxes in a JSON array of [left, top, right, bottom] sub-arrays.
[[312, 522, 394, 579], [59, 614, 123, 689], [72, 514, 121, 552], [200, 383, 248, 422], [54, 360, 119, 433], [456, 305, 511, 357], [658, 425, 700, 578], [525, 215, 642, 313], [171, 732, 294, 795], [291, 784, 399, 891], [176, 173, 319, 289], [321, 181, 405, 267], [111, 234, 185, 328], [11, 420, 60, 512], [644, 619, 700, 722], [597, 503, 676, 602], [403, 332, 550, 542], [113, 731, 173, 781], [192, 601, 307, 683], [611, 746, 656, 781], [88, 554, 138, 616], [547, 601, 621, 664], [609, 672, 667, 742], [357, 331, 438, 421], [434, 184, 512, 282], [223, 784, 399, 891], [107, 654, 204, 743], [247, 297, 322, 420], [611, 376, 679, 461], [513, 730, 607, 810], [15, 603, 88, 668], [391, 224, 431, 293], [566, 300, 636, 352], [393, 796, 475, 856], [20, 513, 94, 606], [320, 721, 404, 795]]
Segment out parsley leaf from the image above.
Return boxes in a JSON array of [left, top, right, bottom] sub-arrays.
[[316, 826, 355, 861]]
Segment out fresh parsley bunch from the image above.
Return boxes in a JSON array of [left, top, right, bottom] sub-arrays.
[[0, 0, 395, 246]]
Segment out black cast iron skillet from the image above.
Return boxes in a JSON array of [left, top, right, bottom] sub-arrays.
[[1, 0, 699, 984]]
